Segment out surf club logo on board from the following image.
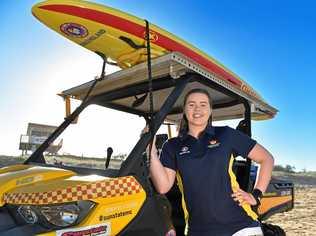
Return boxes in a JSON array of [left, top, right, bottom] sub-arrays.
[[60, 23, 89, 38], [143, 30, 158, 42]]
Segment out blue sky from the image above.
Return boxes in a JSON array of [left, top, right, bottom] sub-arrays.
[[0, 1, 315, 170]]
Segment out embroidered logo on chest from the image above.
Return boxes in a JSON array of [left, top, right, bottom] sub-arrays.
[[179, 146, 191, 155], [208, 139, 220, 148]]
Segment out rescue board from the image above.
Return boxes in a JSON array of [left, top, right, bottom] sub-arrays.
[[32, 0, 260, 100]]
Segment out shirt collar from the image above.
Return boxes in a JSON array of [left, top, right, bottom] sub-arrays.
[[179, 125, 215, 141], [205, 125, 215, 136]]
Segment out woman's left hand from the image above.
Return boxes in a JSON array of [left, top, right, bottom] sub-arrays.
[[231, 188, 257, 206]]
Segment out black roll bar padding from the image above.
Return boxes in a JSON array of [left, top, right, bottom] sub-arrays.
[[118, 74, 191, 177], [24, 73, 176, 164]]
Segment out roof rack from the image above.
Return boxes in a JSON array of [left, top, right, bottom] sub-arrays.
[[61, 52, 277, 121]]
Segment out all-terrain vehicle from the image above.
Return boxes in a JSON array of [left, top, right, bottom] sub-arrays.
[[1, 1, 293, 234], [0, 51, 293, 235]]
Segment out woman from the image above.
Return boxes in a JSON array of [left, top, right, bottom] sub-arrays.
[[149, 88, 274, 236]]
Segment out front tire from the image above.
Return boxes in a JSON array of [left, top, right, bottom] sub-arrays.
[[261, 223, 286, 236]]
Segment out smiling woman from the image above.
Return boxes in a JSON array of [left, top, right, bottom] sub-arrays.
[[1, 1, 315, 236], [149, 88, 274, 236]]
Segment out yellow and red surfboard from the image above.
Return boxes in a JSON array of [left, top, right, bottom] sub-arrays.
[[32, 0, 260, 99]]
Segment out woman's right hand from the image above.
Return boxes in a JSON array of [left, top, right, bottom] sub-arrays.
[[231, 188, 257, 206], [144, 125, 176, 194]]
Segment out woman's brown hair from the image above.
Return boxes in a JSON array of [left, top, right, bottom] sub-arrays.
[[178, 88, 213, 135]]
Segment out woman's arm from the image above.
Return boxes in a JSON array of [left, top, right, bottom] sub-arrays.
[[149, 143, 176, 194], [248, 143, 274, 193], [232, 143, 274, 206]]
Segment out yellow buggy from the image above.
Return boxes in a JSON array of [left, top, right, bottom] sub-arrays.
[[0, 52, 293, 235], [0, 1, 293, 234]]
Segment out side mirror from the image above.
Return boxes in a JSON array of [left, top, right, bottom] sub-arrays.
[[105, 147, 113, 169]]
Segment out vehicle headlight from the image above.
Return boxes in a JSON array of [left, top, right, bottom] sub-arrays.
[[13, 201, 95, 229], [18, 205, 38, 224], [40, 204, 80, 227]]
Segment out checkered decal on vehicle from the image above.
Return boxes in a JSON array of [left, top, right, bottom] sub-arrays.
[[3, 176, 142, 205]]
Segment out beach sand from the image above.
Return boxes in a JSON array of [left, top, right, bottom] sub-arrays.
[[267, 186, 316, 236]]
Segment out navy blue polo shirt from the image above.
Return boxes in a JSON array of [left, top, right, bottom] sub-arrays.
[[160, 126, 258, 235]]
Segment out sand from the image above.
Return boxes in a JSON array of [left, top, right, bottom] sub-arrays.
[[266, 186, 316, 236]]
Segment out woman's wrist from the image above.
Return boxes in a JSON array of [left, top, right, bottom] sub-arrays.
[[251, 188, 263, 206]]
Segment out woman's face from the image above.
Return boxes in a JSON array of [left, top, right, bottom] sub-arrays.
[[184, 92, 212, 129]]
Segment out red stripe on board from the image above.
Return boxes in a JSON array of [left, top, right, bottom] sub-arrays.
[[39, 4, 241, 86]]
